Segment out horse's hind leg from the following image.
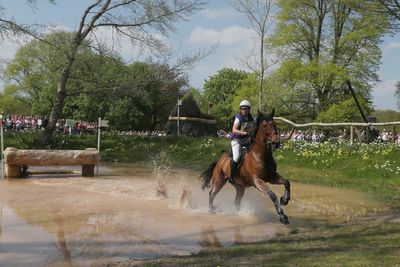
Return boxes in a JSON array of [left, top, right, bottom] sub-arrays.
[[269, 173, 291, 206], [254, 177, 289, 225], [209, 175, 226, 213], [234, 184, 245, 213]]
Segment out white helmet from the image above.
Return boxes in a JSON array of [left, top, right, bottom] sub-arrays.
[[239, 100, 251, 108]]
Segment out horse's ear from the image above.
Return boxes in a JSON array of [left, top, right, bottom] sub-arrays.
[[271, 108, 275, 118], [257, 109, 262, 115]]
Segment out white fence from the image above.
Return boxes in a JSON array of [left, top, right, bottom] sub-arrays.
[[274, 117, 400, 144]]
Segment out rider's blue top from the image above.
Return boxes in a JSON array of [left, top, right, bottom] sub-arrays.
[[231, 113, 255, 140]]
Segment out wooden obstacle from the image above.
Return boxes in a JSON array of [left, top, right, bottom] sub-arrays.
[[3, 147, 100, 178]]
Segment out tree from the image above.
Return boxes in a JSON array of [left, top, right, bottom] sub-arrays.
[[270, 0, 389, 117], [231, 0, 275, 111], [0, 84, 31, 114], [3, 30, 189, 130], [203, 68, 248, 129], [317, 97, 372, 123], [372, 109, 400, 122], [375, 0, 400, 27], [1, 0, 205, 142]]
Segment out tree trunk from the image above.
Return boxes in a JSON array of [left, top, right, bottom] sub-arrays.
[[43, 47, 78, 144], [259, 28, 265, 111]]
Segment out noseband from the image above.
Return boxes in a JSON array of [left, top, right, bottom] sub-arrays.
[[262, 120, 279, 147]]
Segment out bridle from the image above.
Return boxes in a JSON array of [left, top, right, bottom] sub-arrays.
[[261, 119, 280, 147]]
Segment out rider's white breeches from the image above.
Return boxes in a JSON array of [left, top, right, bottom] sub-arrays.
[[231, 139, 241, 163]]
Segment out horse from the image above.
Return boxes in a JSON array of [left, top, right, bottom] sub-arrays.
[[200, 109, 291, 225]]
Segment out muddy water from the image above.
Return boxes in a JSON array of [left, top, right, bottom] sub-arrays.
[[0, 163, 387, 266]]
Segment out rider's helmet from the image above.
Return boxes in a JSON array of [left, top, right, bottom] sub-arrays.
[[239, 100, 251, 109]]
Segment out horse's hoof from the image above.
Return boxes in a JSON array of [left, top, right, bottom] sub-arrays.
[[280, 196, 289, 206], [279, 215, 289, 225], [209, 206, 217, 214]]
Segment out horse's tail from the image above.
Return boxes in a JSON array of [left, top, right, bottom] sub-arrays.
[[200, 160, 218, 191]]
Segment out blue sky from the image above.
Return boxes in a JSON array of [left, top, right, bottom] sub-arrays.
[[1, 0, 399, 111]]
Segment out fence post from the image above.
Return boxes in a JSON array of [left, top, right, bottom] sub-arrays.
[[350, 125, 354, 145], [392, 126, 396, 143]]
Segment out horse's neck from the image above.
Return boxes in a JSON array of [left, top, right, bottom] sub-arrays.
[[251, 134, 273, 160]]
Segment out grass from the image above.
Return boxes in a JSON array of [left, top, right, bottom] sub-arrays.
[[126, 219, 400, 267]]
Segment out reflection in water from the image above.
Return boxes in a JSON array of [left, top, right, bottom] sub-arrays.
[[53, 212, 73, 267], [0, 203, 3, 239], [0, 163, 387, 266], [198, 225, 245, 248], [234, 226, 243, 245], [199, 226, 223, 248]]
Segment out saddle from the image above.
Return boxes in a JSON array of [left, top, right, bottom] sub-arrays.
[[227, 137, 252, 169]]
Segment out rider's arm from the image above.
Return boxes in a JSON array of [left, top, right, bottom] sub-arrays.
[[232, 119, 247, 137]]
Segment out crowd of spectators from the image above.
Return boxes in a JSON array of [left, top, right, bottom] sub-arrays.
[[1, 113, 399, 143], [105, 130, 167, 136], [0, 113, 167, 136], [217, 128, 400, 144], [1, 114, 49, 132], [55, 119, 97, 135], [0, 114, 97, 135]]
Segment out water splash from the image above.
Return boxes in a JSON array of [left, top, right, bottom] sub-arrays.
[[151, 150, 172, 200]]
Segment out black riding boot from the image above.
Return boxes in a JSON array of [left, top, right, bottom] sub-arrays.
[[229, 159, 238, 184]]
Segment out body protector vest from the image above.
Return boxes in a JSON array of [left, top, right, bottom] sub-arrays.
[[231, 113, 256, 140]]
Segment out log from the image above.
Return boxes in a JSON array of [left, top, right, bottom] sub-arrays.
[[4, 147, 100, 178], [4, 147, 100, 166]]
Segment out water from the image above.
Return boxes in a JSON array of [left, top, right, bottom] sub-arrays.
[[0, 163, 387, 266]]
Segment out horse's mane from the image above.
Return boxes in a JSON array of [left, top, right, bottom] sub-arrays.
[[251, 109, 275, 140]]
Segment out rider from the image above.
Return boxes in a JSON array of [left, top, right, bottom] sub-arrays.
[[229, 100, 256, 183]]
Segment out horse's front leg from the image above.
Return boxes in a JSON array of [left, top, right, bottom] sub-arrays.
[[233, 184, 245, 213], [269, 172, 291, 206], [209, 175, 226, 213], [253, 176, 289, 225]]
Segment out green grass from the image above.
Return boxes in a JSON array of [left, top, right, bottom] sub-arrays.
[[275, 141, 400, 206], [128, 220, 400, 267]]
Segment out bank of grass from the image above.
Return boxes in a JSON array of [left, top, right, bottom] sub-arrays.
[[118, 219, 400, 267]]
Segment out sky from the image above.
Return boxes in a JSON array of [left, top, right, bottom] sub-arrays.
[[0, 0, 399, 111]]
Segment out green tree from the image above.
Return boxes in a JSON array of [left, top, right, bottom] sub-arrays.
[[103, 62, 187, 130], [372, 109, 400, 122], [270, 0, 389, 117], [0, 84, 31, 114], [4, 31, 188, 130], [317, 97, 372, 123], [203, 68, 248, 129], [3, 31, 127, 116]]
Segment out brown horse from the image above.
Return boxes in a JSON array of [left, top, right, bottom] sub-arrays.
[[201, 109, 290, 225]]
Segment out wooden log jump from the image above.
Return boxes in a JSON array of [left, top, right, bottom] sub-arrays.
[[3, 147, 100, 178]]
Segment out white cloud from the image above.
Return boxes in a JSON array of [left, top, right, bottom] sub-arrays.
[[0, 35, 32, 61], [383, 41, 400, 53], [199, 8, 239, 20], [188, 25, 255, 45], [372, 80, 398, 110]]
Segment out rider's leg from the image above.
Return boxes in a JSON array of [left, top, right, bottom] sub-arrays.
[[229, 139, 241, 183]]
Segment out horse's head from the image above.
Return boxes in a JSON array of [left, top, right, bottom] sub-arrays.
[[256, 108, 280, 149]]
